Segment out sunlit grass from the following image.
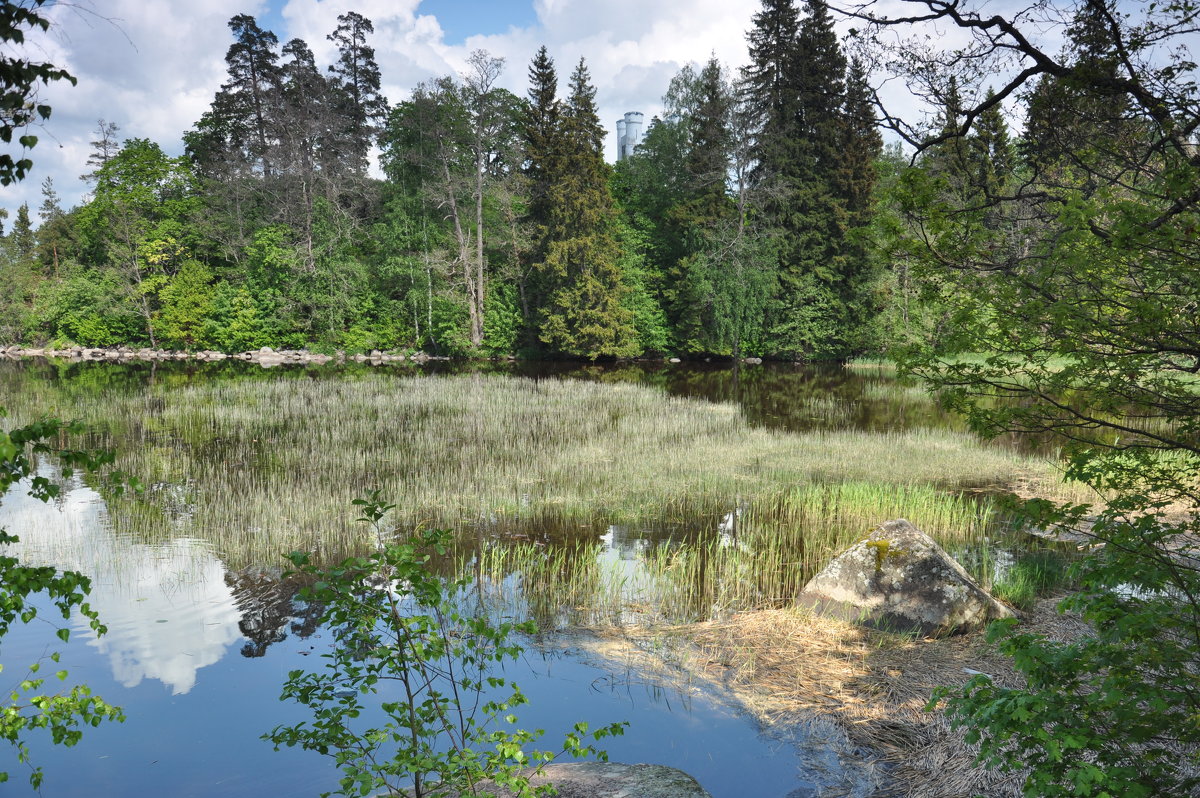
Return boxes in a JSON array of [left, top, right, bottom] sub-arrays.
[[0, 369, 1089, 605], [987, 548, 1075, 610], [844, 357, 897, 373]]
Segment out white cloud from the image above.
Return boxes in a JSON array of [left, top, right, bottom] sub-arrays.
[[2, 0, 263, 216]]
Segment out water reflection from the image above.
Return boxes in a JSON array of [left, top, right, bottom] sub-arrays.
[[226, 569, 321, 658], [3, 482, 241, 695], [0, 479, 856, 797]]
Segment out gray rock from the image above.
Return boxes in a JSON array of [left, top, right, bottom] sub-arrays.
[[797, 519, 1014, 637], [409, 762, 712, 798]]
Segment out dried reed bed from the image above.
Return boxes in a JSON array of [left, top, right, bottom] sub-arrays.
[[629, 598, 1096, 797]]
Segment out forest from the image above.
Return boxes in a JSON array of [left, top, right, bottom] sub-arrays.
[[1, 1, 1015, 362]]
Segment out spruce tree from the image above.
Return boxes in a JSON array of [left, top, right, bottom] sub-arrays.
[[766, 0, 851, 358], [969, 89, 1015, 198], [836, 56, 883, 345], [10, 203, 34, 260], [1023, 0, 1129, 176], [521, 46, 561, 334], [37, 176, 68, 274], [536, 58, 637, 358], [741, 0, 802, 195], [663, 58, 742, 354]]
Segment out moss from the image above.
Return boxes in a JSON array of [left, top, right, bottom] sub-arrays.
[[864, 538, 907, 573]]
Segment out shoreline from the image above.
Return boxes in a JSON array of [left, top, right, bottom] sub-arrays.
[[0, 344, 446, 367], [594, 597, 1089, 797], [0, 345, 768, 368]]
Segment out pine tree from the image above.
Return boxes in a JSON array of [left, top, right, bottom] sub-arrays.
[[536, 58, 637, 358], [79, 119, 120, 184], [37, 176, 61, 223], [327, 12, 388, 173], [214, 15, 282, 175], [462, 50, 508, 347], [276, 38, 337, 269]]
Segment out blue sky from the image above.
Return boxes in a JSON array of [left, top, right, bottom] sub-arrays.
[[417, 0, 539, 43]]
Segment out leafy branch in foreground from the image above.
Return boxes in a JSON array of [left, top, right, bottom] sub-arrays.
[[265, 493, 627, 797], [0, 412, 131, 789], [845, 0, 1200, 793], [0, 0, 78, 185]]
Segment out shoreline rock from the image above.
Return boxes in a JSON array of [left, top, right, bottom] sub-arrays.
[[0, 345, 447, 368], [797, 518, 1015, 637]]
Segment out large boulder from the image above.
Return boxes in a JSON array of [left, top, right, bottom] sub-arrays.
[[797, 519, 1014, 637], [409, 763, 712, 798]]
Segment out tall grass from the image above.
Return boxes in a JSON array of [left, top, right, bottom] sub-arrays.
[[458, 481, 1015, 626], [0, 367, 1090, 620]]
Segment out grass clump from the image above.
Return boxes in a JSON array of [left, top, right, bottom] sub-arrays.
[[0, 369, 1087, 597], [989, 548, 1074, 610]]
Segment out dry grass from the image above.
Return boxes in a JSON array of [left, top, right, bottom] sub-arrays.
[[600, 598, 1094, 797]]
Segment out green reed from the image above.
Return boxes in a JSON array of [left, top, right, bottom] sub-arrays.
[[449, 481, 1011, 627], [0, 368, 1086, 589]]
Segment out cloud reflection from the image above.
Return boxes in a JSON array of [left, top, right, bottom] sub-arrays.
[[3, 482, 243, 695]]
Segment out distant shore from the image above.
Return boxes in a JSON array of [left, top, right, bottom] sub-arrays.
[[0, 345, 767, 367], [0, 344, 449, 367]]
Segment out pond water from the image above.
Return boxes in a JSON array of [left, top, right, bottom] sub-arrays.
[[0, 359, 1039, 797]]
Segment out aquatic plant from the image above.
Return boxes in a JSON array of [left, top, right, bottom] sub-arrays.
[[0, 370, 1086, 567]]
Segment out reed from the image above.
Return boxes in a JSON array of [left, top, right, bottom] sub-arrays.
[[988, 548, 1074, 610], [0, 368, 1088, 612]]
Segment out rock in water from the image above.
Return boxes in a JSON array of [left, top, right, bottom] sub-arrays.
[[797, 519, 1014, 637]]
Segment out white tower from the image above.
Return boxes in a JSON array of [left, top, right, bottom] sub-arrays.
[[616, 111, 644, 161]]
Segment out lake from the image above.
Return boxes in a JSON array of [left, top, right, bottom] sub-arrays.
[[0, 358, 1065, 797]]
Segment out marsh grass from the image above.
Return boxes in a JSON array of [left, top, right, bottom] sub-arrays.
[[988, 548, 1074, 610], [0, 367, 1090, 619], [457, 481, 1019, 627], [844, 357, 898, 373]]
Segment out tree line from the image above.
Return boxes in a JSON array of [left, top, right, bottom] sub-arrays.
[[0, 2, 887, 360], [0, 0, 1124, 364]]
